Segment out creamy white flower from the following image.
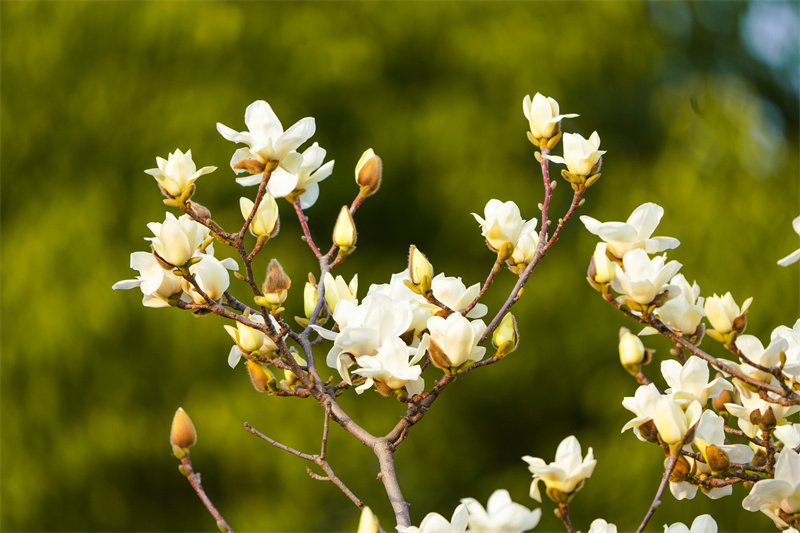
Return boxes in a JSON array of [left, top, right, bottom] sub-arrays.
[[146, 212, 209, 267], [239, 194, 279, 238], [522, 93, 578, 142], [742, 448, 800, 528], [652, 274, 705, 335], [472, 199, 537, 253], [704, 292, 752, 333], [774, 423, 800, 449], [431, 274, 487, 318], [778, 216, 800, 266], [112, 251, 184, 308], [145, 149, 216, 198], [610, 250, 682, 306], [661, 356, 733, 406], [663, 514, 717, 533], [725, 380, 800, 434], [225, 314, 282, 368], [238, 142, 334, 210], [184, 254, 232, 303], [619, 329, 645, 367], [323, 273, 358, 313], [588, 519, 618, 533], [397, 504, 468, 533], [522, 435, 596, 503], [621, 383, 662, 441], [735, 334, 789, 382], [509, 222, 540, 272], [592, 242, 615, 283], [580, 203, 680, 258], [772, 320, 800, 383], [461, 489, 541, 533], [217, 100, 315, 175], [543, 132, 605, 177], [654, 396, 702, 449], [367, 272, 436, 336], [352, 336, 426, 395], [425, 313, 487, 369]]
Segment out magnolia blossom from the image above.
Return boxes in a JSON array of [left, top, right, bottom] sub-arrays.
[[146, 212, 209, 267], [651, 274, 705, 336], [238, 194, 278, 237], [472, 200, 537, 253], [522, 435, 596, 503], [323, 273, 358, 313], [183, 254, 236, 303], [224, 314, 281, 368], [774, 423, 800, 449], [522, 93, 577, 143], [145, 149, 216, 198], [588, 519, 618, 533], [112, 251, 184, 308], [703, 292, 752, 334], [663, 515, 718, 533], [396, 504, 468, 533], [352, 336, 425, 395], [544, 132, 605, 177], [238, 142, 334, 209], [670, 410, 753, 500], [367, 271, 436, 336], [778, 216, 800, 266], [621, 383, 662, 442], [725, 380, 800, 434], [580, 203, 680, 258], [217, 100, 315, 174], [509, 223, 540, 272], [460, 489, 541, 533], [610, 249, 682, 307], [742, 448, 800, 528], [771, 320, 800, 383], [425, 313, 487, 369], [734, 334, 789, 383], [660, 356, 732, 406], [431, 274, 487, 318], [654, 396, 703, 449], [592, 242, 615, 283]]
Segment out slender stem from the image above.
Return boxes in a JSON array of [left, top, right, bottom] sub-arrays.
[[294, 199, 324, 259], [636, 453, 678, 533], [557, 502, 575, 533], [460, 259, 502, 316], [180, 454, 233, 533]]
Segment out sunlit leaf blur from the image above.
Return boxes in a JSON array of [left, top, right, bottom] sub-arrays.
[[1, 2, 798, 531]]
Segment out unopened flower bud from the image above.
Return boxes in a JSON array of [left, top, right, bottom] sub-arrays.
[[304, 281, 319, 319], [356, 506, 378, 533], [712, 388, 733, 414], [669, 455, 693, 482], [493, 313, 518, 358], [233, 158, 267, 174], [246, 359, 276, 393], [259, 259, 291, 311], [749, 406, 777, 431], [170, 407, 197, 457], [333, 206, 357, 253], [240, 195, 279, 238], [592, 243, 615, 284], [281, 352, 308, 392], [704, 444, 731, 472], [619, 328, 645, 375], [408, 246, 433, 292], [355, 149, 382, 197]]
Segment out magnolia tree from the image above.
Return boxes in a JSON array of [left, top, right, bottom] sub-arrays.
[[114, 94, 800, 533]]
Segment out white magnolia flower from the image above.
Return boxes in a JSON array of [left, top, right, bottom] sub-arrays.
[[217, 100, 315, 175], [112, 251, 184, 308], [774, 423, 800, 449], [144, 149, 216, 198], [431, 274, 488, 318], [472, 199, 537, 253], [735, 334, 789, 383], [704, 292, 752, 334], [239, 142, 334, 210], [239, 195, 279, 238], [323, 272, 358, 313], [224, 314, 282, 368], [592, 242, 615, 284], [543, 132, 605, 177], [610, 249, 682, 307], [352, 336, 426, 395], [522, 435, 596, 503], [580, 203, 680, 258], [778, 216, 800, 266], [771, 320, 800, 383], [396, 504, 468, 533], [146, 212, 209, 267], [652, 274, 705, 335], [425, 313, 487, 369], [621, 383, 662, 442], [522, 93, 578, 143], [588, 519, 618, 533], [663, 514, 717, 533], [654, 396, 703, 449], [509, 223, 540, 272], [183, 254, 234, 303], [725, 380, 800, 434], [367, 271, 436, 336], [461, 489, 541, 533], [742, 448, 800, 528], [661, 356, 732, 406]]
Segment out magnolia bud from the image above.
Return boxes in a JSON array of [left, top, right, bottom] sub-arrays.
[[619, 328, 645, 375], [493, 313, 518, 358], [592, 243, 615, 284], [333, 206, 357, 253], [356, 506, 378, 533], [749, 406, 777, 431], [704, 444, 731, 472], [355, 149, 382, 197], [259, 259, 291, 311], [170, 407, 197, 457], [240, 195, 279, 238], [408, 246, 433, 292], [246, 360, 276, 393], [233, 158, 267, 174], [712, 388, 733, 415], [281, 352, 308, 392], [669, 455, 692, 482]]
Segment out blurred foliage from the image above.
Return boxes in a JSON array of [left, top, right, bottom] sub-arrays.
[[1, 1, 798, 531]]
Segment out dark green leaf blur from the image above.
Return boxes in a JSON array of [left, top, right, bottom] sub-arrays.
[[2, 1, 798, 531]]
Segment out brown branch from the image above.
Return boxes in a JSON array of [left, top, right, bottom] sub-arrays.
[[179, 454, 233, 533]]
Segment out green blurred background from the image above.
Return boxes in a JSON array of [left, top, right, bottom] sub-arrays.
[[2, 1, 799, 531]]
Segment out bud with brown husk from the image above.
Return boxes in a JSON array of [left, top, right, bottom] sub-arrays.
[[233, 158, 267, 175], [355, 149, 382, 197], [669, 454, 693, 482], [246, 359, 278, 393], [170, 407, 197, 459], [749, 406, 777, 431], [256, 259, 291, 313], [703, 444, 731, 473], [712, 388, 733, 415]]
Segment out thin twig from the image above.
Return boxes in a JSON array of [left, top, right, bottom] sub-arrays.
[[636, 453, 678, 533], [180, 454, 233, 533], [557, 502, 575, 533]]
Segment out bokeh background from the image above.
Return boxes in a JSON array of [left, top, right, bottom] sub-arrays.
[[2, 1, 799, 531]]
